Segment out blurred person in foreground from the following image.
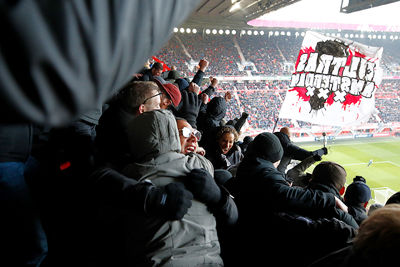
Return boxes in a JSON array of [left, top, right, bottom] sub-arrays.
[[309, 204, 400, 267]]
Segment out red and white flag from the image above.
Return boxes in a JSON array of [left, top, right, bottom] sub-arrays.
[[152, 56, 171, 72], [279, 31, 383, 126]]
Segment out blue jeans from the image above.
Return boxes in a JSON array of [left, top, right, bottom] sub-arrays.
[[0, 158, 48, 267]]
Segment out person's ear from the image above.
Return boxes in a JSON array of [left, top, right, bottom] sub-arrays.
[[138, 104, 145, 114], [339, 186, 345, 196]]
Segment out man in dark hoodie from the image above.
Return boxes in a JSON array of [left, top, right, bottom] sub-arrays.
[[344, 176, 371, 225]]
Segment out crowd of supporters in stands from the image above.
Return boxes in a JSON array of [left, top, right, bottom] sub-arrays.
[[155, 32, 400, 131], [3, 19, 400, 267], [158, 32, 400, 77]]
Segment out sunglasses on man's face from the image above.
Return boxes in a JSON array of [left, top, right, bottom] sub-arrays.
[[180, 127, 202, 141]]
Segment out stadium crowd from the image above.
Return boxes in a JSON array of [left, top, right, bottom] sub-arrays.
[[155, 33, 400, 130], [2, 6, 400, 266], [3, 55, 399, 267]]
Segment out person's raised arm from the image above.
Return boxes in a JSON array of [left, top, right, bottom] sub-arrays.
[[89, 167, 193, 220]]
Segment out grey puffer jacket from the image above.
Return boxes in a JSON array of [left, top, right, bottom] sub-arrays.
[[123, 109, 223, 267]]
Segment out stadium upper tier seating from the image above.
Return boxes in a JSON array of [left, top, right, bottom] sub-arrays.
[[156, 32, 400, 129]]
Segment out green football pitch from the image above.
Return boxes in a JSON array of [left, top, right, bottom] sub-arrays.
[[299, 137, 400, 194]]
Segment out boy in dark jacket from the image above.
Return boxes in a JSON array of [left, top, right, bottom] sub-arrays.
[[344, 176, 371, 225]]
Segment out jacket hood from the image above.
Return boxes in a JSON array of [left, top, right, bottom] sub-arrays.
[[127, 109, 181, 162], [206, 96, 227, 121]]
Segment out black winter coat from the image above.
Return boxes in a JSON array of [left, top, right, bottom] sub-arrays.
[[269, 212, 356, 267], [198, 97, 227, 153], [0, 124, 32, 162], [234, 156, 336, 219], [347, 204, 368, 225], [95, 104, 135, 169], [306, 182, 359, 228]]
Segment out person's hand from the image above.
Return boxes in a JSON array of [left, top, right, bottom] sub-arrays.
[[132, 73, 143, 79], [224, 91, 232, 102], [211, 77, 218, 88], [314, 147, 327, 157], [201, 93, 209, 104], [196, 146, 206, 156], [145, 182, 193, 220], [188, 82, 201, 95], [313, 154, 322, 161], [185, 168, 221, 205], [335, 196, 348, 213], [198, 59, 209, 72]]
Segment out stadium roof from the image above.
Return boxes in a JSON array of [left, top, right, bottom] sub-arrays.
[[182, 0, 302, 28], [182, 0, 400, 31], [248, 0, 400, 31]]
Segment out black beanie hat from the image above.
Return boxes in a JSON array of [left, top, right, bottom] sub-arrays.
[[345, 181, 371, 204], [246, 132, 283, 163]]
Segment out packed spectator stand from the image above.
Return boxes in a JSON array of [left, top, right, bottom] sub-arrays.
[[2, 3, 400, 265], [156, 31, 400, 136]]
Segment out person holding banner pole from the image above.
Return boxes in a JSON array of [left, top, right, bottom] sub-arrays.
[[273, 127, 327, 178]]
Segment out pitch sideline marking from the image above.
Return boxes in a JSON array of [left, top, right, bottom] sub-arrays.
[[342, 161, 400, 167]]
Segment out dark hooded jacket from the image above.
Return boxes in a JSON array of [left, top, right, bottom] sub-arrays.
[[95, 103, 136, 170], [306, 182, 358, 228], [198, 97, 227, 152], [347, 204, 368, 225], [0, 124, 32, 162]]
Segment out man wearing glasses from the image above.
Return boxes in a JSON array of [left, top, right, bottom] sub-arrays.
[[91, 84, 195, 266], [96, 81, 163, 168], [176, 118, 205, 156]]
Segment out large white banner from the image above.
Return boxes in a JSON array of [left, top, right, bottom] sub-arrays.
[[279, 31, 383, 126]]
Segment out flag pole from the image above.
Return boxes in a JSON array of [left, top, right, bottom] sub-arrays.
[[272, 114, 279, 133]]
